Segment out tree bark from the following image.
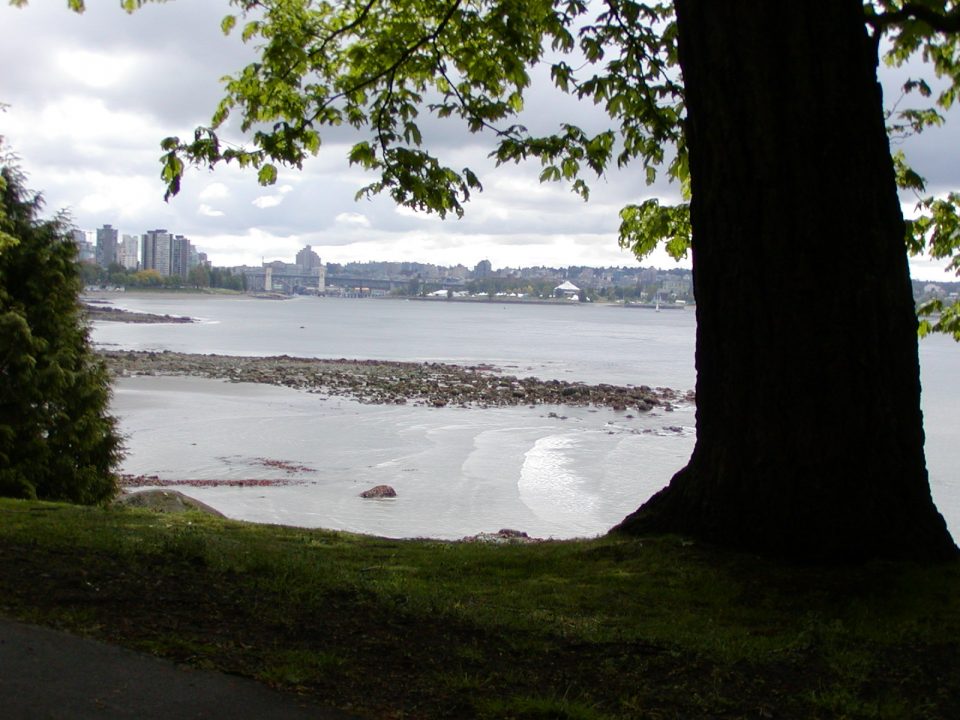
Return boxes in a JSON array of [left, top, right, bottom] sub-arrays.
[[614, 0, 957, 561]]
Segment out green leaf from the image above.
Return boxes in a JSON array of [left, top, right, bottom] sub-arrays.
[[619, 199, 691, 261], [257, 163, 278, 186]]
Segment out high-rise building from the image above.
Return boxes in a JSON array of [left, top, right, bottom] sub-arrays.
[[171, 234, 191, 279], [95, 224, 119, 268], [141, 229, 172, 276], [119, 234, 139, 271], [71, 229, 96, 263], [473, 259, 493, 278], [295, 245, 322, 270]]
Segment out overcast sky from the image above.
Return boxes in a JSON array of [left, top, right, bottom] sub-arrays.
[[1, 1, 957, 279]]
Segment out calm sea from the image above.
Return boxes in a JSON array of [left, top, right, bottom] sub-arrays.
[[94, 294, 959, 539]]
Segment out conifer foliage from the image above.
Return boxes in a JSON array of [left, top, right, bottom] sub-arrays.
[[0, 156, 121, 504]]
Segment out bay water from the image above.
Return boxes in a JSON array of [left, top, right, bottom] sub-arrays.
[[95, 294, 959, 540]]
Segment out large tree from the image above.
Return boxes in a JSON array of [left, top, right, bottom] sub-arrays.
[[0, 154, 121, 504], [50, 0, 959, 559], [613, 1, 956, 560]]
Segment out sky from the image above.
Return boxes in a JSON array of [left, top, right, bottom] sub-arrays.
[[0, 1, 957, 280]]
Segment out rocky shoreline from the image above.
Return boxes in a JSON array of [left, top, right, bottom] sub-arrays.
[[119, 474, 307, 489], [99, 350, 693, 411], [83, 302, 194, 324]]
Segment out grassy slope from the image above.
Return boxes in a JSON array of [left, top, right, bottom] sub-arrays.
[[0, 498, 957, 719]]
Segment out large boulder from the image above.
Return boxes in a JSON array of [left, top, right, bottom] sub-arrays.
[[359, 484, 397, 498], [115, 489, 225, 517]]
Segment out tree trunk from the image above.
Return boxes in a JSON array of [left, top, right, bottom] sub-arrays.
[[614, 0, 957, 561]]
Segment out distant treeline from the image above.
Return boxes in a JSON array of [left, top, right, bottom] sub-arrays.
[[80, 262, 246, 291]]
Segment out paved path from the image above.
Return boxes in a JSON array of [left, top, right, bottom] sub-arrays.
[[0, 618, 353, 719]]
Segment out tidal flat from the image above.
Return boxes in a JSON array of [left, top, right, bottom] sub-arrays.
[[99, 349, 693, 411]]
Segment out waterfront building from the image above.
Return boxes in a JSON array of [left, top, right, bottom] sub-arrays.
[[170, 234, 192, 279], [141, 229, 173, 276], [554, 280, 581, 298], [95, 224, 119, 268], [119, 234, 139, 270]]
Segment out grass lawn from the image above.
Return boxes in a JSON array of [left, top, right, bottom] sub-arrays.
[[0, 498, 957, 719]]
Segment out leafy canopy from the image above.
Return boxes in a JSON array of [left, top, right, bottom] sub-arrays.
[[31, 0, 960, 335]]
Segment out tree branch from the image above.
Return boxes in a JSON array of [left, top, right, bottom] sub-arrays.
[[867, 2, 960, 33], [307, 0, 381, 64], [308, 0, 462, 125]]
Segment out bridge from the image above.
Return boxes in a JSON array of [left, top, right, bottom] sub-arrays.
[[326, 275, 466, 292]]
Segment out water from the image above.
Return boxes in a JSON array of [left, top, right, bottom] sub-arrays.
[[95, 293, 959, 539]]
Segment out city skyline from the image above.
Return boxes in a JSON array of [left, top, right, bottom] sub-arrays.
[[1, 2, 958, 280], [73, 220, 698, 275]]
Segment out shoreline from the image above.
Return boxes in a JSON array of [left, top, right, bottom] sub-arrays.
[[82, 301, 194, 324], [100, 349, 694, 411]]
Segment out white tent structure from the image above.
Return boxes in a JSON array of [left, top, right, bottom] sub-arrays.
[[554, 280, 581, 299]]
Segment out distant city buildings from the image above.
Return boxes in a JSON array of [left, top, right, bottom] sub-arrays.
[[71, 221, 695, 300], [71, 229, 96, 263], [119, 234, 139, 270], [140, 229, 205, 280], [71, 224, 209, 281], [64, 225, 960, 305], [474, 259, 493, 278], [95, 224, 119, 268], [237, 246, 326, 294], [142, 229, 172, 276], [295, 244, 322, 270], [170, 234, 191, 279]]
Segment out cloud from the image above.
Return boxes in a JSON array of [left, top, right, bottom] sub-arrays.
[[393, 205, 442, 222], [198, 204, 224, 218], [335, 212, 371, 227], [251, 184, 294, 209], [252, 195, 283, 209], [198, 183, 230, 201], [56, 49, 139, 90]]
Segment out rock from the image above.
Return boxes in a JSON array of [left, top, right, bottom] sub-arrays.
[[496, 528, 529, 539], [114, 489, 225, 517], [360, 484, 397, 498], [461, 528, 540, 544], [99, 350, 695, 413]]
